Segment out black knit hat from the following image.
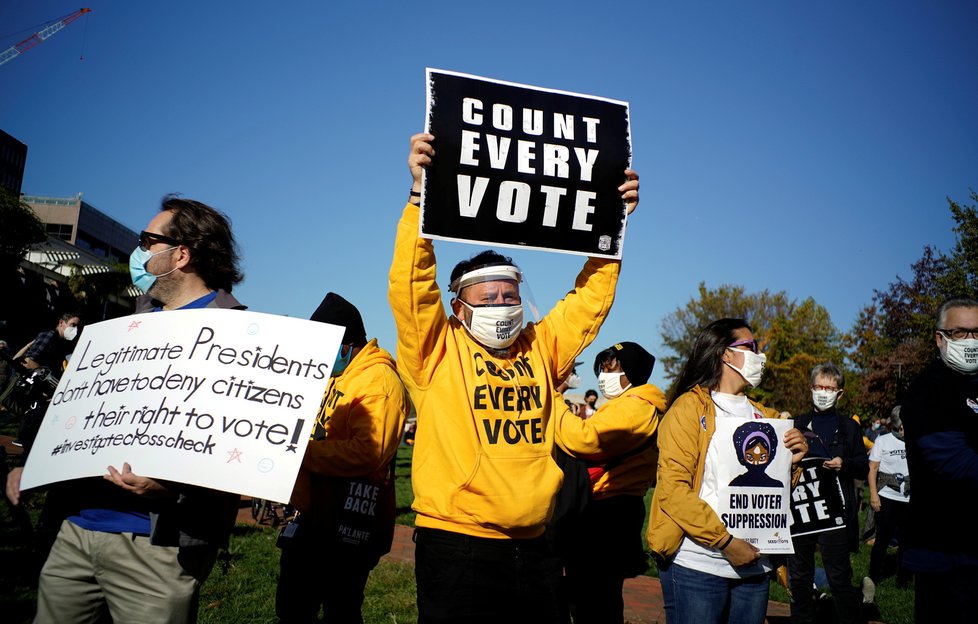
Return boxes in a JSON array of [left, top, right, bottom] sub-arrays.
[[310, 292, 366, 344], [593, 341, 655, 386]]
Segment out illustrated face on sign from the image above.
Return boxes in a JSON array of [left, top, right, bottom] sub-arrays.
[[739, 433, 774, 468], [729, 420, 784, 489]]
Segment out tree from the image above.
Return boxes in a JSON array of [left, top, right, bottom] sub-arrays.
[[66, 261, 135, 323], [659, 283, 843, 413], [847, 191, 978, 420], [0, 187, 45, 273]]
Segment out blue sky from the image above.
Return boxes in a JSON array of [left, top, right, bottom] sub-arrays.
[[2, 1, 976, 391]]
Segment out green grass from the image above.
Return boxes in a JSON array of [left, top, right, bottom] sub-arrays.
[[197, 524, 418, 624], [1, 440, 913, 623]]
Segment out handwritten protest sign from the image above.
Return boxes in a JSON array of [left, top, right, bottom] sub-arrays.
[[714, 418, 795, 554], [20, 309, 343, 503], [422, 68, 632, 258], [789, 456, 847, 537]]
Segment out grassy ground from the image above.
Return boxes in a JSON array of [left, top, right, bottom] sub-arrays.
[[197, 525, 418, 624], [1, 440, 915, 623]]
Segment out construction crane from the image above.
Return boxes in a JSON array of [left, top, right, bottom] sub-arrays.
[[0, 8, 91, 67]]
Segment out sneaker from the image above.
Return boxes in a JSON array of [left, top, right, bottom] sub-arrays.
[[861, 577, 876, 604], [11, 438, 23, 447]]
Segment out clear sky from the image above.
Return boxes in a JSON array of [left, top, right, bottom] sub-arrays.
[[2, 1, 976, 391]]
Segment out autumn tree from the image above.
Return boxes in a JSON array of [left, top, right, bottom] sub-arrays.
[[659, 283, 843, 414], [847, 191, 978, 420]]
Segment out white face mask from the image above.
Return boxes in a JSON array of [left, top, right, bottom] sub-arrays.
[[812, 389, 839, 411], [598, 371, 631, 399], [940, 337, 978, 374], [63, 326, 78, 341], [565, 373, 581, 389], [457, 301, 523, 349], [725, 348, 767, 388]]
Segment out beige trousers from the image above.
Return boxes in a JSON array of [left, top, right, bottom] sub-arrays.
[[34, 520, 217, 624]]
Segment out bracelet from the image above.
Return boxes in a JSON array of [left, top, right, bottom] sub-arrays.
[[718, 535, 734, 551], [409, 190, 421, 197]]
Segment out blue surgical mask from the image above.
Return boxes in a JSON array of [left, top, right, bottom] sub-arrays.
[[331, 345, 352, 377], [129, 246, 178, 293]]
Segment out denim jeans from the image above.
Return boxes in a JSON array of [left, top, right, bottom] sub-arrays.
[[659, 560, 770, 624]]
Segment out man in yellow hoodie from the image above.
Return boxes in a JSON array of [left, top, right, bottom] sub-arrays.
[[277, 292, 409, 623], [389, 133, 640, 623]]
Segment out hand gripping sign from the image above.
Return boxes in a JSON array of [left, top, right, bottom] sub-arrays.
[[422, 68, 632, 258], [20, 309, 343, 503]]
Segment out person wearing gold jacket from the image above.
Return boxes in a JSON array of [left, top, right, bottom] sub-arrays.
[[646, 318, 808, 624]]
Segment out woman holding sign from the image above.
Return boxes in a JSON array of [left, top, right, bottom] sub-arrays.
[[646, 319, 808, 624]]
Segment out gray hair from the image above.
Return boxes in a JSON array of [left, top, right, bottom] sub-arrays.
[[937, 296, 978, 328], [888, 405, 902, 431], [810, 362, 845, 390]]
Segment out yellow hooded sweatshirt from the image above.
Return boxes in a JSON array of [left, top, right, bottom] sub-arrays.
[[556, 383, 667, 500], [388, 203, 619, 539], [290, 339, 409, 518]]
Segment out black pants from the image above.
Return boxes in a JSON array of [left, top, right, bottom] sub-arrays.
[[562, 495, 648, 624], [787, 528, 862, 624], [915, 565, 978, 624], [868, 496, 910, 584], [413, 527, 561, 624], [276, 520, 380, 624]]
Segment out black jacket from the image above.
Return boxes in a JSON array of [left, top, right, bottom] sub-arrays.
[[794, 408, 869, 552]]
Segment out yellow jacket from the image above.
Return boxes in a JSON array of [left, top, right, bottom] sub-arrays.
[[646, 386, 791, 559], [389, 203, 619, 539], [290, 339, 409, 516], [557, 384, 666, 499]]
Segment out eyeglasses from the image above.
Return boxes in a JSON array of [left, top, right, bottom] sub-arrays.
[[937, 328, 978, 341], [728, 338, 759, 353], [812, 385, 839, 392], [138, 230, 181, 251]]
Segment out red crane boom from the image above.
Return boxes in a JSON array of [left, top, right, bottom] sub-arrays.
[[0, 8, 91, 67]]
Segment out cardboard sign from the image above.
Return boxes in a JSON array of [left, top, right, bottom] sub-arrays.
[[20, 309, 343, 503], [422, 68, 632, 258], [714, 418, 795, 554], [789, 457, 847, 537]]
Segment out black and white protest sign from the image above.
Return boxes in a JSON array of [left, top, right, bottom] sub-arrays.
[[789, 457, 847, 537], [422, 68, 632, 258], [714, 418, 795, 554], [20, 310, 343, 503]]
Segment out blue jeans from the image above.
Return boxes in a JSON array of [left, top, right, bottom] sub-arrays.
[[659, 561, 770, 624]]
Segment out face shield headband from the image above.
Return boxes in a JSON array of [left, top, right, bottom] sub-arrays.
[[448, 264, 523, 294]]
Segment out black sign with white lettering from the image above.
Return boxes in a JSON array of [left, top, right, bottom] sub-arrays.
[[422, 69, 632, 258], [789, 457, 848, 537]]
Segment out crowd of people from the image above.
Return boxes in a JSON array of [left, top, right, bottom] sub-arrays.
[[1, 131, 975, 624]]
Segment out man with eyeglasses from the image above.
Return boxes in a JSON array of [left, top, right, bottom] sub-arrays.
[[901, 296, 978, 624], [390, 133, 640, 622], [786, 362, 867, 624], [7, 195, 246, 624]]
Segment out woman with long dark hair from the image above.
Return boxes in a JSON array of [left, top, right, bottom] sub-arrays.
[[646, 318, 808, 624]]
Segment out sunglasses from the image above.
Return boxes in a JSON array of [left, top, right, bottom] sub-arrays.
[[138, 230, 182, 251], [728, 338, 759, 353]]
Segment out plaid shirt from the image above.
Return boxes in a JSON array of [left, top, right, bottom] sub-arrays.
[[24, 329, 64, 371]]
